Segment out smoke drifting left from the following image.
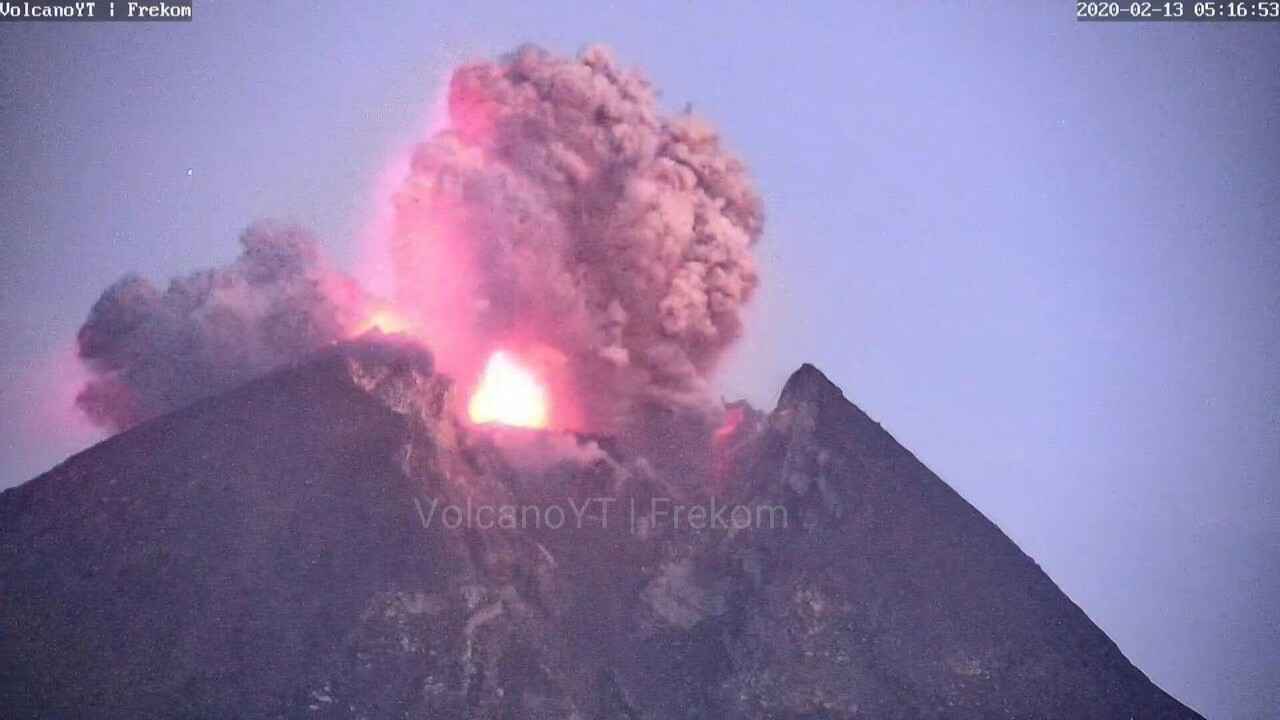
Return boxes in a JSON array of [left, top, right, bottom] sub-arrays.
[[76, 223, 369, 431], [74, 45, 764, 435]]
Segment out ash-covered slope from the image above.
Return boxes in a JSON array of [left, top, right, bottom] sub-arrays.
[[713, 366, 1204, 719], [0, 342, 1203, 719]]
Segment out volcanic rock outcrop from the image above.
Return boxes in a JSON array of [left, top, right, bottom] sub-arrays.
[[0, 339, 1205, 719]]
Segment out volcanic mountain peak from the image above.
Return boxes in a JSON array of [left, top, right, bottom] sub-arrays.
[[778, 362, 843, 405], [0, 339, 1205, 719]]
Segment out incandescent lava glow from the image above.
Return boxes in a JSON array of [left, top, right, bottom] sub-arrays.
[[359, 309, 412, 336], [467, 351, 549, 429]]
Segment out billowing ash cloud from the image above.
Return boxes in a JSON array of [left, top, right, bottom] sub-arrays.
[[388, 45, 763, 431], [76, 222, 368, 431], [74, 45, 763, 436]]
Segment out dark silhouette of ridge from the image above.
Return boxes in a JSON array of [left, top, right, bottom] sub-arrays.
[[0, 341, 1205, 719]]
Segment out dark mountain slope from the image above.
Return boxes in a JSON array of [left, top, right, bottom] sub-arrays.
[[0, 343, 1204, 719], [711, 364, 1202, 718]]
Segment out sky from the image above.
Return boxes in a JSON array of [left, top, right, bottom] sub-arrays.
[[0, 3, 1276, 717]]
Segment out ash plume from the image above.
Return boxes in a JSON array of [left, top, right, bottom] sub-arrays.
[[76, 222, 368, 431], [73, 45, 763, 435], [389, 44, 763, 431]]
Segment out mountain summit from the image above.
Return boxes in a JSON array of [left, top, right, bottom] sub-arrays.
[[0, 340, 1204, 718]]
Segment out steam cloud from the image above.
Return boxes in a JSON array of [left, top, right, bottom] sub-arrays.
[[75, 45, 763, 434], [76, 223, 367, 431], [389, 45, 762, 430]]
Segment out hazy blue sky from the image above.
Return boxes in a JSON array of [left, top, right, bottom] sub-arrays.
[[1, 4, 1276, 717]]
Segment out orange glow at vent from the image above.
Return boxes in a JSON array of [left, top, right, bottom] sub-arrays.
[[467, 351, 549, 429], [358, 309, 412, 336]]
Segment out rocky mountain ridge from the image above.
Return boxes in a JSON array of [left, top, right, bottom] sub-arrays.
[[0, 339, 1205, 718]]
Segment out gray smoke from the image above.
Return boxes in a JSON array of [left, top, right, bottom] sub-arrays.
[[390, 44, 763, 431], [76, 222, 368, 431], [74, 45, 764, 435]]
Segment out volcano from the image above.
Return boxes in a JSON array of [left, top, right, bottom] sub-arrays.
[[0, 339, 1204, 719]]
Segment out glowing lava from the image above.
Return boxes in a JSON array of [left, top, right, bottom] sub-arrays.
[[467, 351, 549, 429], [359, 309, 412, 335]]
